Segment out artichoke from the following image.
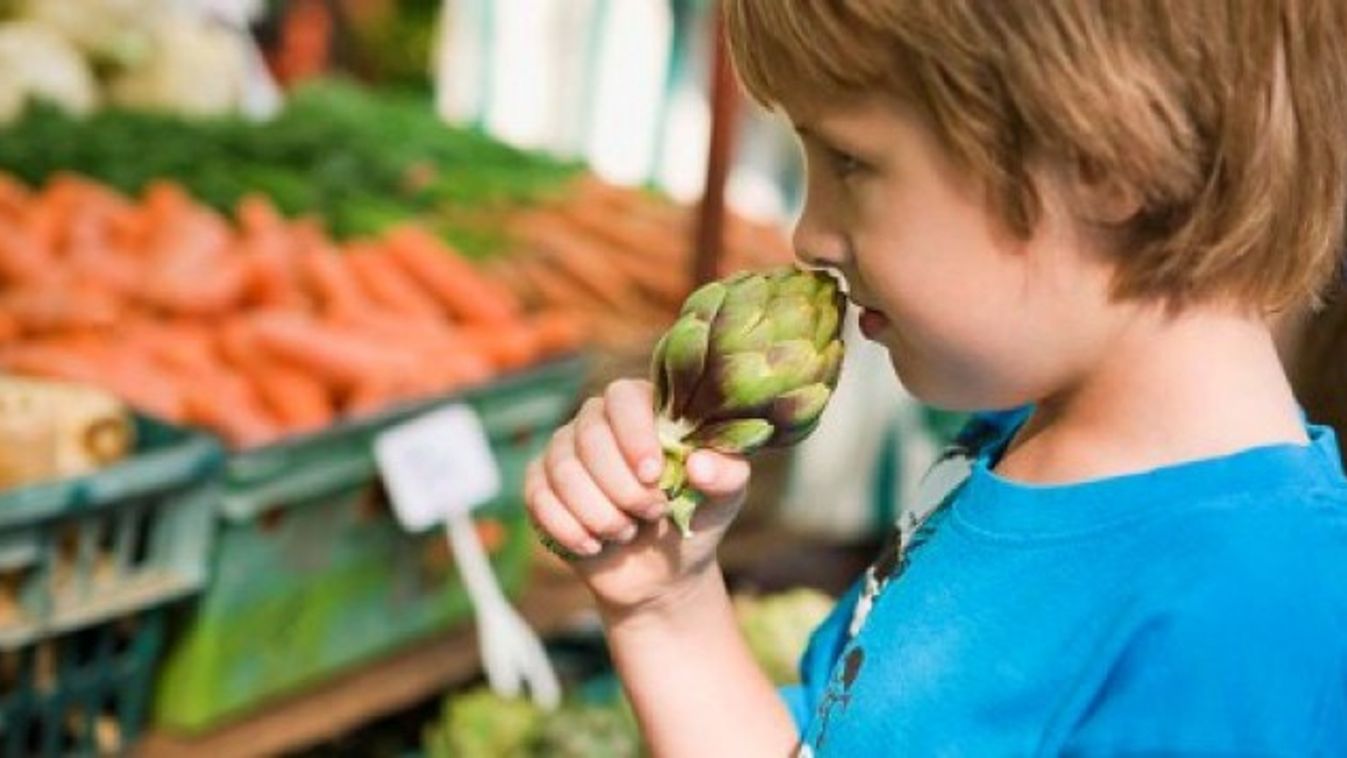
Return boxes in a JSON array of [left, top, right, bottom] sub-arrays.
[[651, 267, 846, 537]]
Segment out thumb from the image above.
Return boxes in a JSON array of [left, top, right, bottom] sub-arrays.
[[684, 450, 750, 500]]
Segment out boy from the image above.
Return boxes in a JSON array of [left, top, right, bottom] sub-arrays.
[[524, 1, 1347, 754]]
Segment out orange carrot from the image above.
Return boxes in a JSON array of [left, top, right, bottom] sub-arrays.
[[179, 371, 284, 449], [0, 341, 186, 420], [459, 322, 539, 371], [335, 311, 495, 389], [345, 243, 445, 319], [248, 362, 334, 432], [0, 218, 52, 284], [139, 253, 251, 317], [65, 244, 144, 296], [218, 318, 334, 432], [297, 243, 372, 319], [0, 174, 30, 221], [0, 312, 19, 343], [250, 312, 418, 389], [1, 277, 124, 333], [238, 234, 310, 310], [512, 213, 645, 313], [237, 193, 286, 237], [384, 225, 521, 325], [527, 310, 588, 357]]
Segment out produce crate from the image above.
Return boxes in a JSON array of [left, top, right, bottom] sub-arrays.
[[153, 355, 589, 733], [0, 417, 223, 755]]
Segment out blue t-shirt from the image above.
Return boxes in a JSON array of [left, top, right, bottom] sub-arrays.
[[783, 410, 1347, 755]]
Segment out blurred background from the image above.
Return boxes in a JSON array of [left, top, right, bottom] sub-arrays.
[[0, 1, 1337, 756]]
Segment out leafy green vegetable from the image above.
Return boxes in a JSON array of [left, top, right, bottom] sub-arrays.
[[0, 79, 580, 256], [423, 687, 643, 758]]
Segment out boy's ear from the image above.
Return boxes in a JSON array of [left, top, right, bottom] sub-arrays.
[[1069, 158, 1143, 226]]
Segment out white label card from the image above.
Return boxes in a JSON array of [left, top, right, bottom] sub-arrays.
[[375, 405, 502, 532]]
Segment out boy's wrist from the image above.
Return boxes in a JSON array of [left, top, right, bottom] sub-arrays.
[[597, 563, 728, 634]]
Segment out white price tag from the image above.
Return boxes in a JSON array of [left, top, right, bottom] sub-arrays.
[[375, 405, 501, 532]]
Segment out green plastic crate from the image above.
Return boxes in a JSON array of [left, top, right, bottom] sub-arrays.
[[154, 356, 589, 733], [0, 416, 223, 756]]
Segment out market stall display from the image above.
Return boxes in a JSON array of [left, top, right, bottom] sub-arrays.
[[0, 0, 264, 119], [0, 414, 222, 755], [0, 81, 794, 346], [0, 376, 133, 489], [0, 172, 583, 448]]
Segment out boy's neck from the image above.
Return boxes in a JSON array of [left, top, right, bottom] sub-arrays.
[[997, 307, 1307, 485]]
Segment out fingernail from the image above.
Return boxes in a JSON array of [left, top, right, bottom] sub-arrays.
[[687, 453, 713, 481], [638, 457, 663, 483], [617, 524, 638, 543], [644, 502, 667, 520], [580, 539, 602, 556]]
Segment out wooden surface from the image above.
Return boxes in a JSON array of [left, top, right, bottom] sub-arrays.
[[139, 564, 594, 758]]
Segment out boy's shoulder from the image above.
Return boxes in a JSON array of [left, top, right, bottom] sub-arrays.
[[1141, 480, 1347, 643]]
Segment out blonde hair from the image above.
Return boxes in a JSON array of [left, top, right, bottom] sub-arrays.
[[725, 0, 1347, 311]]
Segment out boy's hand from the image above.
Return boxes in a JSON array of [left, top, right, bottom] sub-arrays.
[[524, 378, 750, 616]]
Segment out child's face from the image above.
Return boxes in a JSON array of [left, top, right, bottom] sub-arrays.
[[787, 97, 1125, 411]]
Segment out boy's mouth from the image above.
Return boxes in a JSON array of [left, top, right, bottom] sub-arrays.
[[859, 307, 890, 339]]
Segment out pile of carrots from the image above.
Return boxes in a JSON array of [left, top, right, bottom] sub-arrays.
[[0, 173, 583, 449], [488, 177, 795, 349]]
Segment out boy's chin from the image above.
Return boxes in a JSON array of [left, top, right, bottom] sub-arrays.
[[889, 357, 1002, 413]]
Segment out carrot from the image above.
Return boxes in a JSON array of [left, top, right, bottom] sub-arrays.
[[237, 194, 286, 237], [0, 341, 186, 420], [459, 322, 539, 371], [1, 277, 123, 333], [250, 312, 418, 389], [0, 312, 19, 343], [179, 370, 283, 449], [512, 213, 645, 313], [549, 206, 691, 307], [217, 318, 334, 432], [238, 234, 310, 310], [0, 218, 52, 284], [141, 180, 194, 230], [0, 174, 30, 221], [343, 379, 401, 417], [248, 362, 334, 432], [558, 199, 686, 264], [384, 225, 521, 325], [345, 243, 445, 319], [65, 244, 144, 296], [23, 200, 62, 254], [509, 256, 601, 312], [527, 309, 588, 356], [140, 253, 251, 317], [336, 311, 495, 389], [297, 243, 372, 319]]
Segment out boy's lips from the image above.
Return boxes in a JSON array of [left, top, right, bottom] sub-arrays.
[[859, 307, 890, 339]]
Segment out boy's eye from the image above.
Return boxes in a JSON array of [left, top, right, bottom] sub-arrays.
[[827, 148, 867, 179]]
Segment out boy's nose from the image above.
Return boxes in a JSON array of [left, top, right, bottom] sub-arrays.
[[792, 217, 848, 270]]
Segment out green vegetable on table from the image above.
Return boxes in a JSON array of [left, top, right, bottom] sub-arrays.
[[423, 686, 641, 758], [0, 80, 580, 256], [651, 267, 847, 537]]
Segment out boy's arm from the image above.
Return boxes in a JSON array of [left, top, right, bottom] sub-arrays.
[[603, 565, 799, 758]]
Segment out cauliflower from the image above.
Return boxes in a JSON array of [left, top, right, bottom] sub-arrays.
[[18, 0, 161, 68], [0, 21, 98, 123], [107, 15, 248, 117], [734, 588, 836, 685]]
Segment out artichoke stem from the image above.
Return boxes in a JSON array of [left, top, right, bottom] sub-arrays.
[[669, 490, 704, 538], [656, 415, 697, 456]]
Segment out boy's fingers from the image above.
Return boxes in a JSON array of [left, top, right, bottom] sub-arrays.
[[603, 379, 664, 485], [525, 459, 601, 557], [684, 450, 750, 500], [545, 424, 640, 542], [574, 399, 665, 519]]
